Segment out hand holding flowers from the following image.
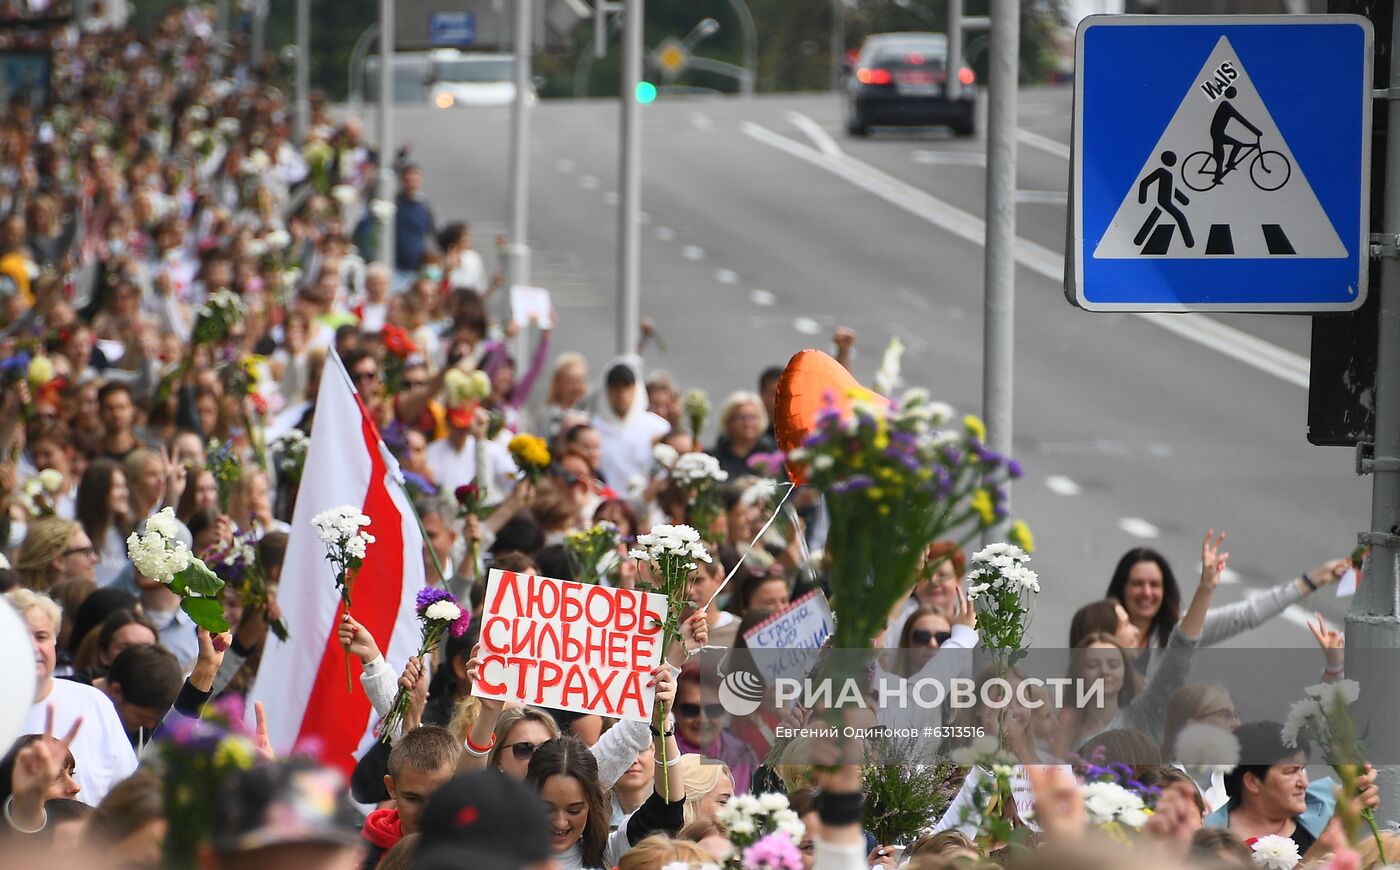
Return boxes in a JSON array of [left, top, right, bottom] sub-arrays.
[[312, 505, 376, 690], [379, 589, 471, 742]]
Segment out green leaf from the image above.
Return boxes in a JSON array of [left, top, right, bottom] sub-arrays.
[[178, 558, 225, 597], [181, 596, 230, 633]]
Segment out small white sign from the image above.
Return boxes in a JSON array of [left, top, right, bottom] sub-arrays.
[[510, 285, 553, 329], [742, 590, 834, 686]]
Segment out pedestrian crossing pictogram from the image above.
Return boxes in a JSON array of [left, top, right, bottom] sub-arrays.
[[1093, 35, 1347, 260]]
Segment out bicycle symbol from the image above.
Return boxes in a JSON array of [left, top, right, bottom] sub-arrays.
[[1181, 138, 1291, 193]]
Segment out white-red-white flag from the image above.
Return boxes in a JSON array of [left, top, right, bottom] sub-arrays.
[[247, 351, 425, 777]]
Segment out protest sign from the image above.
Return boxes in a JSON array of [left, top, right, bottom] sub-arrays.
[[742, 589, 833, 685], [472, 568, 666, 722]]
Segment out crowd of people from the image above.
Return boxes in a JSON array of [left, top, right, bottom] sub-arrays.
[[0, 4, 1390, 870]]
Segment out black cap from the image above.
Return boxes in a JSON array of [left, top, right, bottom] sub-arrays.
[[413, 770, 553, 870], [211, 759, 364, 856]]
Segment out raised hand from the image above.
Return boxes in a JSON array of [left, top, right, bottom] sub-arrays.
[[337, 614, 381, 664], [1200, 529, 1228, 590], [1308, 611, 1344, 674], [253, 702, 274, 761], [464, 642, 502, 714], [951, 582, 976, 630], [1025, 765, 1085, 841], [648, 663, 677, 708], [680, 612, 709, 653], [10, 706, 82, 829], [1306, 558, 1352, 590]]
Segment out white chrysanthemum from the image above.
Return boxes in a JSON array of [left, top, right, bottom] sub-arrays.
[[1174, 722, 1241, 775], [264, 229, 292, 251], [1250, 834, 1301, 869], [730, 794, 761, 817], [671, 452, 729, 487], [741, 478, 778, 507], [146, 507, 181, 540], [331, 184, 357, 206], [652, 443, 679, 469], [949, 747, 977, 765], [1081, 781, 1147, 828], [757, 792, 789, 813], [36, 469, 64, 493], [370, 199, 397, 221], [424, 600, 462, 623], [1281, 698, 1324, 748], [812, 454, 834, 471], [1305, 678, 1360, 709], [873, 336, 904, 395]]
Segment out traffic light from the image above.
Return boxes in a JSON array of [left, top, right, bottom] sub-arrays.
[[635, 81, 657, 104]]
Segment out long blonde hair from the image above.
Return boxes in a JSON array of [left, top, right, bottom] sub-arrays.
[[675, 754, 733, 825], [617, 835, 713, 870], [15, 516, 80, 591]]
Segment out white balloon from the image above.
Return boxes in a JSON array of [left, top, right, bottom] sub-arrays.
[[0, 600, 37, 757]]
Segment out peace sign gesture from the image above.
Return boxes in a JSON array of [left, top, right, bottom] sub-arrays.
[[9, 705, 83, 831], [1200, 529, 1229, 591], [1307, 611, 1345, 674]]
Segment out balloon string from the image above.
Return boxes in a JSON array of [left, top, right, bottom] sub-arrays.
[[701, 482, 798, 613]]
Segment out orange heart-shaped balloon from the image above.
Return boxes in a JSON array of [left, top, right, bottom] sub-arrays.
[[775, 350, 889, 483]]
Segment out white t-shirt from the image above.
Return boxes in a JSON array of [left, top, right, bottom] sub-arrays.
[[424, 435, 519, 503], [447, 250, 486, 291], [593, 411, 670, 495], [25, 679, 137, 805]]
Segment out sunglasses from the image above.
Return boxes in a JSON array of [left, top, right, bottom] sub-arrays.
[[911, 630, 952, 646], [508, 741, 544, 761], [351, 369, 380, 383], [675, 702, 726, 720]]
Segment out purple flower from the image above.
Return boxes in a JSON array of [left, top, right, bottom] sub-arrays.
[[415, 587, 454, 611], [831, 475, 874, 495], [940, 445, 962, 467], [401, 470, 438, 496], [1007, 459, 1024, 479], [450, 609, 472, 638], [746, 451, 787, 477], [0, 351, 30, 380]]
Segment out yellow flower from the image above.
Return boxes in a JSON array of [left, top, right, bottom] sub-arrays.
[[240, 355, 267, 380], [970, 489, 995, 526], [868, 487, 884, 501], [214, 736, 256, 771], [964, 415, 987, 441], [873, 414, 890, 450], [509, 434, 551, 469], [27, 355, 55, 387], [1008, 519, 1035, 554]]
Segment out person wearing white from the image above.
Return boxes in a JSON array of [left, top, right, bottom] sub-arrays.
[[424, 418, 518, 501], [592, 356, 669, 494], [9, 589, 137, 805]]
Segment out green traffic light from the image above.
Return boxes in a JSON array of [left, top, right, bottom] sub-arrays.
[[636, 81, 658, 104]]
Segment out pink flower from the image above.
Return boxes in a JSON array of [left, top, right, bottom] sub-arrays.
[[742, 833, 802, 870]]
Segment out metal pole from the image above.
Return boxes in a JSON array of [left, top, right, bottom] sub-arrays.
[[294, 0, 310, 143], [980, 0, 1017, 544], [507, 0, 534, 289], [946, 0, 963, 101], [252, 0, 267, 65], [1348, 5, 1400, 821], [595, 0, 608, 59], [830, 0, 844, 91], [720, 0, 757, 98], [376, 0, 395, 268], [617, 0, 643, 356]]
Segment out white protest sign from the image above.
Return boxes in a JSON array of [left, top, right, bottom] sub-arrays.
[[472, 568, 666, 722], [742, 589, 834, 685], [510, 285, 554, 329]]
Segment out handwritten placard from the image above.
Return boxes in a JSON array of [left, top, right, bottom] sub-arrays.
[[472, 569, 666, 721], [742, 589, 834, 685]]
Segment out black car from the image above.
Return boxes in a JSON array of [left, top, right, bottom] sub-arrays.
[[844, 32, 975, 137]]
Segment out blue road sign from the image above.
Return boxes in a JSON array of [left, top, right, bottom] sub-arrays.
[[1069, 16, 1373, 312], [429, 11, 476, 47]]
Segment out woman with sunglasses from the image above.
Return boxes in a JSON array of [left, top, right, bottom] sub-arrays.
[[459, 646, 678, 794], [889, 606, 953, 679], [527, 707, 686, 870]]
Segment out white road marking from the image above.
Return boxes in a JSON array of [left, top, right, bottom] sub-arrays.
[[913, 150, 986, 167], [715, 268, 739, 284], [1117, 517, 1161, 539], [793, 316, 822, 335], [690, 111, 715, 132], [742, 117, 1311, 390], [787, 110, 844, 158], [750, 289, 777, 306], [682, 245, 705, 261], [1044, 475, 1082, 496], [655, 226, 677, 241], [1016, 128, 1071, 160], [579, 175, 600, 190], [1016, 189, 1068, 206], [603, 191, 620, 206], [556, 158, 576, 173]]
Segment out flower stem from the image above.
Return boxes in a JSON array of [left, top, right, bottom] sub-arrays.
[[1365, 810, 1386, 864]]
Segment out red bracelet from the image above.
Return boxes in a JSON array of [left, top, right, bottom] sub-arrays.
[[464, 732, 497, 755]]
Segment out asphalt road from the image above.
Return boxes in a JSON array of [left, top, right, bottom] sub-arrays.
[[384, 86, 1370, 651]]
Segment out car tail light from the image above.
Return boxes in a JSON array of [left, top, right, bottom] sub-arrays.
[[856, 67, 892, 85], [959, 67, 975, 85]]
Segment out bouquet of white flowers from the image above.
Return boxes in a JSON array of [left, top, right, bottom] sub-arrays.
[[312, 505, 376, 690], [965, 543, 1039, 673], [271, 429, 310, 485], [126, 508, 228, 632], [669, 452, 729, 539], [716, 792, 805, 868]]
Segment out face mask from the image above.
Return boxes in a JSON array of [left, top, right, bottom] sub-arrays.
[[423, 266, 443, 282]]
